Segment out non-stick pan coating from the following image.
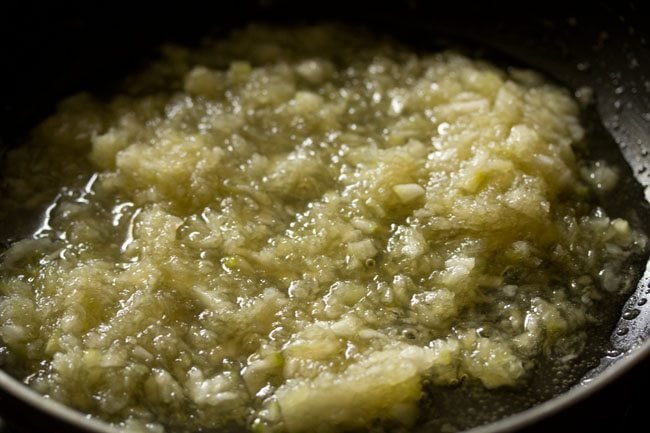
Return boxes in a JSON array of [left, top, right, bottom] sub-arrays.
[[1, 2, 649, 433]]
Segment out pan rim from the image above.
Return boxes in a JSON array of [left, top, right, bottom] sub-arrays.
[[462, 339, 650, 433], [1, 340, 649, 433], [1, 11, 649, 433]]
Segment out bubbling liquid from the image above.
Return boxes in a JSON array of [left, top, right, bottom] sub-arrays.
[[0, 25, 646, 433]]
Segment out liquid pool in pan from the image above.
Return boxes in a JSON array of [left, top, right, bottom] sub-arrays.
[[0, 25, 648, 433]]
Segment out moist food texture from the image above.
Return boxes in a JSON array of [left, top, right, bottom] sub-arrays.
[[0, 25, 645, 433]]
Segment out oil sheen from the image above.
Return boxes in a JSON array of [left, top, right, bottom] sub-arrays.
[[0, 25, 646, 433]]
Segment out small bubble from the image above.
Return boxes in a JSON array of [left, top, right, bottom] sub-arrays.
[[613, 100, 622, 110], [577, 62, 591, 72], [402, 329, 416, 339], [575, 86, 594, 106], [606, 348, 622, 357], [616, 327, 629, 336], [638, 298, 647, 306], [622, 309, 641, 320], [615, 86, 626, 95]]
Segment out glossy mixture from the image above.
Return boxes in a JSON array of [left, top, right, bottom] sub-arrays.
[[0, 25, 645, 433]]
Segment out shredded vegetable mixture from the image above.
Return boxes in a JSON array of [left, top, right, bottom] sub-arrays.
[[0, 25, 645, 433]]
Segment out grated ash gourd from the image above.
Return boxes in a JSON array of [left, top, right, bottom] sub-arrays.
[[0, 25, 644, 433]]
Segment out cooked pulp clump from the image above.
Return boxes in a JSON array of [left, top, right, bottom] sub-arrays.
[[0, 25, 644, 433]]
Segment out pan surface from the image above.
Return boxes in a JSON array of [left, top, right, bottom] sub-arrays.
[[1, 2, 649, 432]]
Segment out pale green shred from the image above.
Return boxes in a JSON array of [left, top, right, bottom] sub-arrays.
[[0, 25, 645, 433]]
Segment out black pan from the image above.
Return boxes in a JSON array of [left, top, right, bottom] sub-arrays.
[[1, 2, 649, 433]]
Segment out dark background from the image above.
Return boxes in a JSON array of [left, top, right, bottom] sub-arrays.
[[1, 1, 649, 432]]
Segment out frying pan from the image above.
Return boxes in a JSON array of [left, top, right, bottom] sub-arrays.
[[1, 1, 649, 432]]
